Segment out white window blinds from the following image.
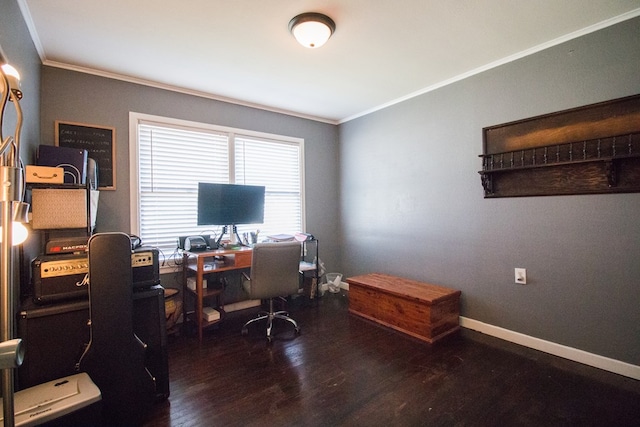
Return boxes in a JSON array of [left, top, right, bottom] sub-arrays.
[[131, 114, 304, 259], [235, 136, 302, 235]]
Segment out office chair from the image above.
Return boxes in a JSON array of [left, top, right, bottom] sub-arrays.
[[241, 241, 302, 342]]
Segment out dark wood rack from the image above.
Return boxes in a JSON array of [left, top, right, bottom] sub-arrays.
[[479, 132, 640, 196], [479, 94, 640, 198]]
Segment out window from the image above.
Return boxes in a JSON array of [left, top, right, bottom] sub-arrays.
[[129, 113, 305, 259]]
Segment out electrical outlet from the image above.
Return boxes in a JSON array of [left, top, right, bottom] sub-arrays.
[[515, 268, 527, 284]]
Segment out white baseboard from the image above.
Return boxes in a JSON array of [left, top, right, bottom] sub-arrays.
[[460, 316, 640, 381]]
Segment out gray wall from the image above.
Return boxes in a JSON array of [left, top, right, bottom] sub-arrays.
[[339, 17, 640, 365], [39, 67, 341, 286], [0, 0, 40, 159]]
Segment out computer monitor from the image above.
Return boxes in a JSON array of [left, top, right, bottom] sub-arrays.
[[197, 182, 265, 227]]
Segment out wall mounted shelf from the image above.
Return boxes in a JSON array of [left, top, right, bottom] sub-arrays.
[[479, 94, 640, 198]]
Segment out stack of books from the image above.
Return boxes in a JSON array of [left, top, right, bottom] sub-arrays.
[[267, 233, 314, 242], [266, 234, 295, 241]]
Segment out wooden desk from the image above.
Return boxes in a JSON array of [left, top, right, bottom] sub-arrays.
[[182, 247, 252, 343]]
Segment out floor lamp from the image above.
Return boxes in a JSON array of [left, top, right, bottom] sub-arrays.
[[0, 60, 29, 427]]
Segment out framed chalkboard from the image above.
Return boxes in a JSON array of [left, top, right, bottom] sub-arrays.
[[55, 121, 116, 190]]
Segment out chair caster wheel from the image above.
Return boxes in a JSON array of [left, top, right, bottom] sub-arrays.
[[241, 327, 248, 336], [267, 336, 273, 343], [295, 327, 301, 335]]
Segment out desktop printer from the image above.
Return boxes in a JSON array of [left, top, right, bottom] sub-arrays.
[[184, 235, 207, 251]]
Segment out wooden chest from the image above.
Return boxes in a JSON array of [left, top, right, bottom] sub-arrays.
[[346, 273, 461, 344]]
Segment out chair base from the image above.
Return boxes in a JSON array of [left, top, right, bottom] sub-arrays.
[[241, 299, 301, 342]]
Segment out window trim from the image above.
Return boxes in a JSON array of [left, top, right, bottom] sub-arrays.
[[128, 111, 306, 250]]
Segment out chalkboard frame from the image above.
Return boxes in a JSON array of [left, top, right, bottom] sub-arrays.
[[55, 120, 116, 190]]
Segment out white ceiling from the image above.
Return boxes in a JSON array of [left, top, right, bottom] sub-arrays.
[[18, 0, 640, 124]]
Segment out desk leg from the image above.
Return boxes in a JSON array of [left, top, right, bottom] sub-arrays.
[[182, 253, 205, 343], [196, 259, 204, 344], [182, 253, 188, 337]]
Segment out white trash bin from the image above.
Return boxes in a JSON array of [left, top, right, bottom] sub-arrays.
[[325, 273, 343, 293]]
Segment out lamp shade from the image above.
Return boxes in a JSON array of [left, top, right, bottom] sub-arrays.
[[0, 222, 28, 245], [0, 339, 24, 369], [1, 63, 22, 100], [0, 202, 29, 245], [289, 13, 335, 48]]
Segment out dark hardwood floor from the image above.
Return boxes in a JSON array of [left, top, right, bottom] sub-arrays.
[[142, 291, 640, 426]]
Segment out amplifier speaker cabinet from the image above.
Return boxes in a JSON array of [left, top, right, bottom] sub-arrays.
[[131, 286, 170, 400], [16, 286, 169, 401], [17, 299, 90, 390]]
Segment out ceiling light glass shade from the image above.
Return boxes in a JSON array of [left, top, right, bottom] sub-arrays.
[[289, 13, 336, 49]]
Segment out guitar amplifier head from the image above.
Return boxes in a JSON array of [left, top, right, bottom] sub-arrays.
[[31, 247, 161, 304], [31, 254, 89, 305], [132, 246, 160, 289], [45, 236, 89, 254]]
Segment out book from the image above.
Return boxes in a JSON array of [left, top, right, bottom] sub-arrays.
[[202, 307, 220, 322]]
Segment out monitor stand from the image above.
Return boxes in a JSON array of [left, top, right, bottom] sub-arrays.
[[214, 225, 242, 248]]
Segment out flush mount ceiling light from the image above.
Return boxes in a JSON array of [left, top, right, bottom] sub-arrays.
[[288, 12, 336, 49]]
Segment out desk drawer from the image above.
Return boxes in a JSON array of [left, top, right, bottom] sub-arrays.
[[235, 251, 252, 268]]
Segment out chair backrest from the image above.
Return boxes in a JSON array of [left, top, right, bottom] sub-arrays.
[[246, 241, 301, 300]]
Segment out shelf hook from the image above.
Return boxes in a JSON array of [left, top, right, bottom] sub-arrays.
[[481, 174, 493, 195], [605, 161, 617, 187]]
